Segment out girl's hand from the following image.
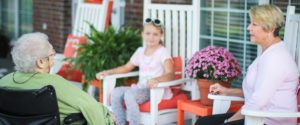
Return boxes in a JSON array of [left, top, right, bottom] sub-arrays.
[[95, 70, 110, 80], [147, 79, 159, 89], [209, 83, 228, 95]]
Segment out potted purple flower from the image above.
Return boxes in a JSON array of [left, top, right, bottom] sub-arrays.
[[186, 45, 242, 105]]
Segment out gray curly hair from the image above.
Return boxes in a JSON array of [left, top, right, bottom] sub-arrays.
[[11, 32, 50, 73]]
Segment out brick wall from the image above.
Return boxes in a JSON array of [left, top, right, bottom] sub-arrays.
[[33, 0, 72, 53], [124, 0, 191, 28]]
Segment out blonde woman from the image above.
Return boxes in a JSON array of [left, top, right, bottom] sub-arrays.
[[196, 4, 299, 125]]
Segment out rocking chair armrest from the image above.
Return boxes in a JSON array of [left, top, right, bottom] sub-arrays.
[[242, 109, 300, 118], [208, 94, 244, 114], [102, 71, 139, 107], [101, 71, 139, 80], [149, 78, 197, 114], [155, 78, 194, 88], [208, 94, 244, 101], [50, 53, 65, 74], [242, 108, 300, 125]]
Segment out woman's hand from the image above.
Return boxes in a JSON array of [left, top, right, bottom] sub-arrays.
[[147, 79, 159, 89], [209, 83, 229, 95], [95, 70, 110, 80]]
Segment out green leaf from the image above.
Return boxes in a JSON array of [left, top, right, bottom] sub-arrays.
[[67, 24, 142, 83]]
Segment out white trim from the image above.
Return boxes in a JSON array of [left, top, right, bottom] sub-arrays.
[[227, 0, 230, 49], [242, 109, 300, 118], [0, 1, 2, 26], [243, 0, 247, 73], [211, 0, 215, 45], [259, 0, 269, 4], [111, 0, 126, 30], [71, 0, 78, 28], [14, 0, 19, 38]]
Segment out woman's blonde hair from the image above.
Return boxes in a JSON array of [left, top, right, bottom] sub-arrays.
[[249, 4, 284, 36]]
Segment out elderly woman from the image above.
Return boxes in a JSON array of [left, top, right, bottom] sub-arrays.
[[196, 4, 299, 125], [0, 32, 114, 125]]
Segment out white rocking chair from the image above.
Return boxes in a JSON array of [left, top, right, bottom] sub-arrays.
[[102, 0, 201, 124]]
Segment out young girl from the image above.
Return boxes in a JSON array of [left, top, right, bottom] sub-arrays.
[[96, 18, 175, 125]]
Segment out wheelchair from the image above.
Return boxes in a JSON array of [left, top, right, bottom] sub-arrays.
[[0, 85, 87, 125]]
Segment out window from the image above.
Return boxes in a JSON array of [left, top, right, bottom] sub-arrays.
[[19, 0, 33, 35], [200, 0, 259, 87], [0, 0, 16, 39], [271, 0, 300, 37], [271, 0, 300, 13], [0, 0, 32, 40]]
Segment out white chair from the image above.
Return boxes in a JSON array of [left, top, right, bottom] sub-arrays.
[[208, 5, 300, 125], [283, 6, 300, 72], [241, 5, 300, 125], [72, 1, 109, 36], [102, 0, 200, 124], [50, 0, 110, 95], [208, 94, 244, 115]]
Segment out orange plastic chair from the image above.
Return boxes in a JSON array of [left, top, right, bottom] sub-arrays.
[[177, 100, 243, 125]]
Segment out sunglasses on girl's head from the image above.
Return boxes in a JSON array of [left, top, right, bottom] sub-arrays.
[[145, 18, 161, 26]]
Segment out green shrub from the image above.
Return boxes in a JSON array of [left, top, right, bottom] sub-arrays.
[[68, 25, 142, 84]]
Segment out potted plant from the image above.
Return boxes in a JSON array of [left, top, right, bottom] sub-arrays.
[[67, 24, 141, 98], [186, 45, 242, 105]]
